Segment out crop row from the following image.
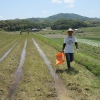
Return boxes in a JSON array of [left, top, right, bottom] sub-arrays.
[[77, 38, 100, 47], [0, 33, 57, 100]]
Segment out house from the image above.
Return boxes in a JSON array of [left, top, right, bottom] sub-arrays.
[[32, 28, 40, 32]]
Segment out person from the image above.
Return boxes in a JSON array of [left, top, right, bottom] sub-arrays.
[[28, 31, 29, 34], [20, 31, 22, 35], [62, 28, 79, 70]]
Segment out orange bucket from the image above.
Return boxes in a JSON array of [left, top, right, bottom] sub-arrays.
[[55, 52, 65, 66]]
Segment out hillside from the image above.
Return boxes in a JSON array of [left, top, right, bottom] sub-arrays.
[[1, 13, 100, 31], [26, 13, 100, 23]]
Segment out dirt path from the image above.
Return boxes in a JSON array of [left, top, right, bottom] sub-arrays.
[[32, 38, 72, 100]]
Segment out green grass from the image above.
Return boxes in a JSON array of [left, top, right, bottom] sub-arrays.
[[38, 30, 65, 35], [0, 36, 26, 99], [33, 34, 100, 78], [0, 33, 57, 100], [11, 35, 57, 100], [76, 26, 100, 41], [32, 34, 100, 100], [0, 30, 100, 100]]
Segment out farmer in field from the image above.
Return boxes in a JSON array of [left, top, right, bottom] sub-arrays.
[[62, 28, 79, 70], [28, 31, 29, 34], [20, 31, 22, 35]]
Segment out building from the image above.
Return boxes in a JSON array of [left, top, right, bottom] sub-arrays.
[[32, 28, 40, 32]]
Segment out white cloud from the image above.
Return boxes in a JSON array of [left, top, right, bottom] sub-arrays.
[[52, 0, 75, 7], [42, 10, 47, 13], [52, 0, 62, 4], [64, 0, 75, 4], [0, 16, 3, 19], [66, 3, 74, 8], [64, 0, 75, 8]]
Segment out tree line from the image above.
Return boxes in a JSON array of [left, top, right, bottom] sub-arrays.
[[0, 19, 100, 31], [0, 20, 41, 31], [51, 19, 88, 30]]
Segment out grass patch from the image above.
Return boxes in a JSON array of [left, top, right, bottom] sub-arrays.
[[7, 35, 57, 100], [0, 31, 100, 100], [0, 36, 26, 99], [33, 34, 100, 100]]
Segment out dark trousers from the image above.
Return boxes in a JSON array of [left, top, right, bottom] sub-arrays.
[[65, 53, 74, 68]]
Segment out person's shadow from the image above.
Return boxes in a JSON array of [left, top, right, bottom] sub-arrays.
[[56, 67, 79, 75]]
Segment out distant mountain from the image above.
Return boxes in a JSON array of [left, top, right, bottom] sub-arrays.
[[26, 13, 100, 23]]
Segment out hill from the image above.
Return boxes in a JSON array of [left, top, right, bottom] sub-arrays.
[[26, 13, 100, 23], [1, 13, 100, 31]]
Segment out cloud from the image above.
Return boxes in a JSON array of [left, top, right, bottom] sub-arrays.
[[52, 0, 75, 7], [64, 0, 75, 7], [42, 10, 47, 14], [66, 3, 74, 8], [64, 0, 75, 4], [0, 16, 3, 19], [52, 0, 62, 4]]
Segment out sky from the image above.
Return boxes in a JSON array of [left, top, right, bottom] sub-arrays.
[[0, 0, 100, 20]]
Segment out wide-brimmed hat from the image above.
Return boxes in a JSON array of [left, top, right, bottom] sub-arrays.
[[66, 28, 74, 34], [68, 28, 73, 31]]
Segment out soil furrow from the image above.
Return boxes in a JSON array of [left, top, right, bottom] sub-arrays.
[[8, 39, 27, 98], [0, 42, 18, 63], [32, 38, 72, 100]]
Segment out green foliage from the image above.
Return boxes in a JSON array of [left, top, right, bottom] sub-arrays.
[[1, 13, 100, 32], [51, 19, 88, 30], [86, 20, 100, 27], [27, 13, 100, 22], [0, 20, 41, 31]]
